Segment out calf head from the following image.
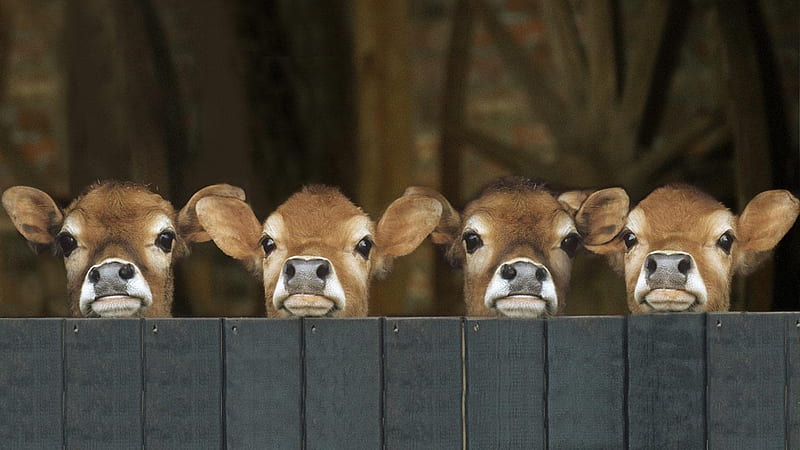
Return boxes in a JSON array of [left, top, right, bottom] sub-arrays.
[[195, 185, 445, 317], [586, 184, 800, 313], [419, 177, 629, 318], [1, 182, 242, 317]]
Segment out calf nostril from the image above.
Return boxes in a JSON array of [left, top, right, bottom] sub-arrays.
[[500, 264, 517, 280], [646, 257, 657, 274], [118, 264, 135, 280], [285, 263, 296, 279], [316, 261, 330, 280], [678, 257, 691, 275], [88, 268, 100, 283], [535, 267, 547, 282]]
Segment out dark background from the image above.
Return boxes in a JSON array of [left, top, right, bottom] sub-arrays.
[[0, 0, 797, 316]]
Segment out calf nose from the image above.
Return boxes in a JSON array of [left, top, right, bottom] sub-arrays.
[[500, 261, 548, 296], [88, 261, 137, 293], [284, 258, 330, 294], [644, 252, 692, 288]]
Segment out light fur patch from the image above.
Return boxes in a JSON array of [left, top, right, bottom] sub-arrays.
[[144, 215, 177, 274], [264, 213, 285, 240], [626, 208, 646, 236], [462, 215, 493, 276]]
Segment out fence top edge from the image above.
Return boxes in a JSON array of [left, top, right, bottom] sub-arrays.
[[1, 312, 799, 323]]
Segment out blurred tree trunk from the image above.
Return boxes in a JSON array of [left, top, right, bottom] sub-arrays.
[[352, 0, 415, 316], [64, 0, 172, 194]]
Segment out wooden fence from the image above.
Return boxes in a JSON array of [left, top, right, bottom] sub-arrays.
[[1, 313, 798, 449]]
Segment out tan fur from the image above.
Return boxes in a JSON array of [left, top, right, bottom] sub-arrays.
[[425, 177, 629, 318], [586, 184, 800, 313], [456, 186, 573, 316], [196, 184, 444, 317], [2, 181, 240, 317]]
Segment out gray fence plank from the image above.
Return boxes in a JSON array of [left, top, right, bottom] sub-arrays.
[[787, 314, 799, 448], [384, 317, 462, 449], [224, 318, 302, 449], [143, 319, 222, 448], [64, 319, 142, 449], [304, 318, 382, 449], [464, 318, 545, 449], [707, 313, 785, 448], [627, 313, 705, 449], [0, 319, 63, 448], [547, 316, 626, 449]]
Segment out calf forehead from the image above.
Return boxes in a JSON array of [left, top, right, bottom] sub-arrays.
[[274, 187, 372, 245], [634, 186, 732, 241], [64, 184, 176, 235], [465, 190, 570, 240]]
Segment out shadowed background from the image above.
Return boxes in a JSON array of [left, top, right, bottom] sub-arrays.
[[0, 0, 797, 317]]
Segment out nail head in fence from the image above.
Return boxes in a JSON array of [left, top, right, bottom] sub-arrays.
[[143, 319, 222, 448], [627, 313, 705, 448], [787, 314, 800, 448], [64, 319, 142, 448], [0, 319, 63, 448], [303, 318, 382, 449], [464, 318, 545, 449], [224, 318, 302, 448], [547, 316, 626, 448], [383, 318, 462, 449], [707, 313, 785, 448]]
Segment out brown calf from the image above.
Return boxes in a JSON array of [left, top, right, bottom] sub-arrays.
[[586, 184, 800, 313], [195, 184, 444, 317], [418, 177, 629, 318], [1, 181, 241, 317]]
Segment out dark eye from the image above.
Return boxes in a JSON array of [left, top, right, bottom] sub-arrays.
[[56, 232, 78, 257], [155, 231, 176, 252], [355, 237, 373, 259], [560, 233, 580, 258], [621, 230, 638, 251], [260, 236, 276, 256], [462, 231, 483, 254], [717, 231, 735, 254]]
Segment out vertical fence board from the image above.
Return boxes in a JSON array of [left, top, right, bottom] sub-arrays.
[[547, 316, 625, 448], [787, 314, 799, 448], [707, 313, 785, 448], [627, 313, 705, 448], [143, 319, 221, 448], [64, 319, 142, 448], [224, 318, 302, 448], [384, 318, 462, 449], [0, 319, 63, 448], [304, 318, 382, 449], [464, 318, 545, 449]]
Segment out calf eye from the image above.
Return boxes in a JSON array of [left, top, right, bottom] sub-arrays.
[[462, 231, 483, 254], [717, 231, 735, 254], [355, 237, 373, 259], [155, 231, 176, 252], [56, 232, 78, 257], [560, 233, 580, 258], [260, 235, 276, 256], [621, 230, 638, 251]]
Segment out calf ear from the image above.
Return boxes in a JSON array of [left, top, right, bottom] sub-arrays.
[[195, 196, 263, 262], [178, 184, 246, 243], [2, 186, 64, 251], [571, 187, 629, 246], [375, 187, 458, 259], [734, 190, 800, 273], [557, 189, 593, 216], [399, 186, 461, 245]]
